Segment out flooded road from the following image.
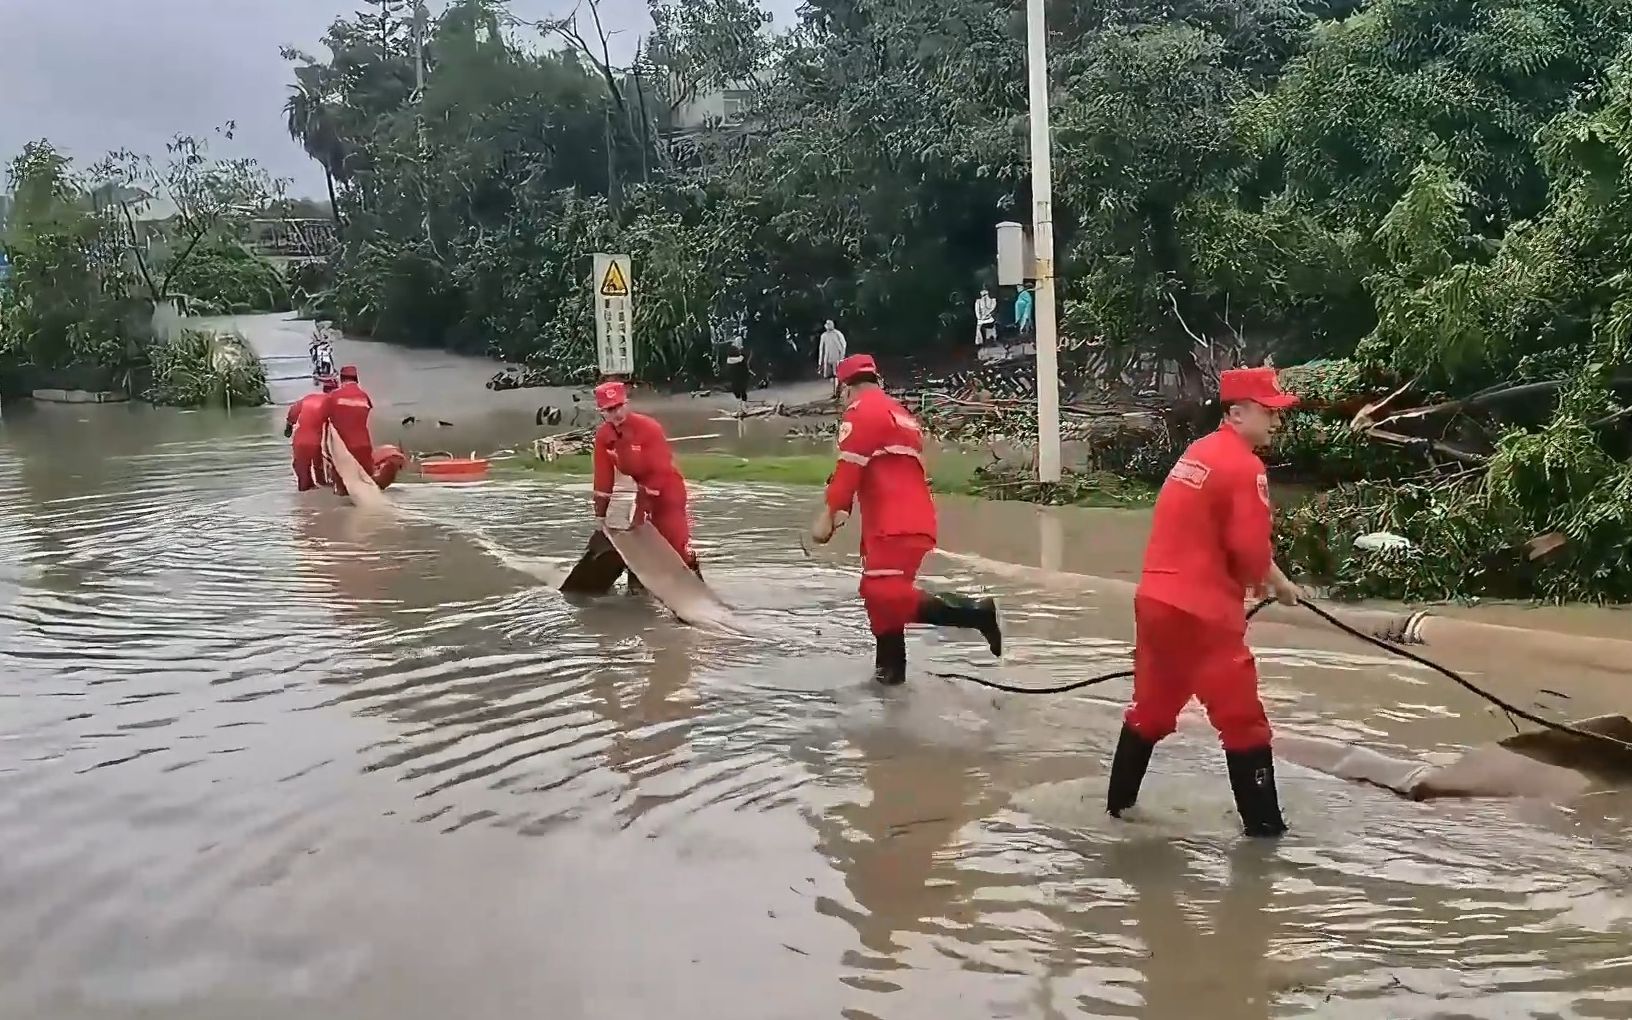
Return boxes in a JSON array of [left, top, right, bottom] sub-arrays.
[[244, 313, 837, 460], [2, 319, 1631, 1019]]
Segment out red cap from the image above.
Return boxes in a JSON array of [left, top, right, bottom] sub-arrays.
[[320, 377, 339, 392], [1219, 366, 1298, 410], [835, 353, 878, 384], [594, 380, 628, 410], [338, 365, 359, 381]]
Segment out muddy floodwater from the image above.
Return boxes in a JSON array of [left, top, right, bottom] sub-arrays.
[[2, 316, 1631, 1019]]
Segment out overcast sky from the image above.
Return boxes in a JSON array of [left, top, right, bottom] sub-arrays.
[[1, 0, 800, 198]]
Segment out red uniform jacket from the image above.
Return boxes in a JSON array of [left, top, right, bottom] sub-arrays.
[[1137, 424, 1274, 630], [286, 393, 329, 449], [592, 412, 683, 518], [321, 381, 374, 451], [825, 387, 936, 542]]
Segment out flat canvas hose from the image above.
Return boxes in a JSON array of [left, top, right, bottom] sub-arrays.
[[931, 598, 1632, 757]]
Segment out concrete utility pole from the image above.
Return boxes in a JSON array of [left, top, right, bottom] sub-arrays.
[[1024, 0, 1063, 483], [414, 2, 430, 237]]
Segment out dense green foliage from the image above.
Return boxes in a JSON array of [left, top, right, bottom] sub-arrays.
[[0, 138, 284, 402], [92, 128, 284, 311], [287, 0, 1632, 390], [145, 327, 272, 409], [275, 0, 1632, 600], [166, 240, 292, 315], [1, 142, 150, 393]]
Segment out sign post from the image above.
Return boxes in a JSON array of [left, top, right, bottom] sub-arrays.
[[592, 253, 634, 377]]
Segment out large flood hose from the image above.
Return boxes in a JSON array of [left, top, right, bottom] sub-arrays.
[[931, 598, 1632, 756]]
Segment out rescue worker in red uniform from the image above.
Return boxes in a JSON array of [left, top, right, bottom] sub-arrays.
[[320, 365, 374, 496], [1107, 366, 1303, 837], [811, 353, 1002, 684], [590, 380, 701, 578], [285, 377, 338, 491]]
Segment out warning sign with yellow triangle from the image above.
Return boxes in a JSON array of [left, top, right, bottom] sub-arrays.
[[599, 260, 630, 297]]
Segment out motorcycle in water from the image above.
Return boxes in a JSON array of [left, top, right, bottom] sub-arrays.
[[311, 343, 336, 383]]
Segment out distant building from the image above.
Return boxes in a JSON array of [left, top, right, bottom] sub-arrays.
[[620, 69, 770, 146], [634, 72, 771, 174], [666, 84, 758, 135], [88, 183, 180, 226]]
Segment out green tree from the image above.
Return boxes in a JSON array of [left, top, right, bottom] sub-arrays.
[[294, 0, 1632, 394], [359, 0, 415, 58], [1243, 0, 1632, 382], [1, 141, 142, 377], [92, 126, 285, 307], [284, 64, 348, 219]]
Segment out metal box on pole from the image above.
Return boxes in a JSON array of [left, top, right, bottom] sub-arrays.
[[996, 221, 1032, 287]]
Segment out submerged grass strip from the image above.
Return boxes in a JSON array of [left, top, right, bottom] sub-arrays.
[[512, 452, 1152, 508]]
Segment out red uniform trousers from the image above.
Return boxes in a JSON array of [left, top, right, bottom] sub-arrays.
[[859, 533, 934, 636], [292, 444, 326, 491], [1125, 595, 1271, 753], [635, 488, 695, 566], [329, 443, 373, 496]]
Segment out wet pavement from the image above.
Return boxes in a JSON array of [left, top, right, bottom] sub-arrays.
[[1, 316, 1629, 1019]]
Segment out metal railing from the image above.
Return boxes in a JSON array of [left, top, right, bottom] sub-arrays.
[[245, 218, 337, 259]]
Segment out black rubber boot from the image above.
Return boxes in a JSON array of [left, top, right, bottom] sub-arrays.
[[1107, 724, 1157, 818], [873, 632, 907, 686], [916, 593, 1003, 657], [1226, 746, 1288, 838]]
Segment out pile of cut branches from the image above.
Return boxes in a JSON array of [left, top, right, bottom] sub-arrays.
[[1279, 370, 1632, 602]]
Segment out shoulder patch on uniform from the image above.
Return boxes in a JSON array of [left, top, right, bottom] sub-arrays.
[[837, 421, 854, 444], [1169, 457, 1211, 490], [1256, 473, 1270, 507]]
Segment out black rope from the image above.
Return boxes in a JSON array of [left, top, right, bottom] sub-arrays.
[[932, 598, 1632, 754], [929, 599, 1276, 695]]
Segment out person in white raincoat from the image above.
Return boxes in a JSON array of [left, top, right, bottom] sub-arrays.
[[974, 288, 997, 345], [817, 319, 847, 379]]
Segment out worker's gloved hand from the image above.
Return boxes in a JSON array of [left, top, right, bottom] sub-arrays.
[[1271, 577, 1303, 606], [283, 423, 293, 438]]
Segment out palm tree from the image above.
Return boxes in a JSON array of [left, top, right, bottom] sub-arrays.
[[284, 69, 346, 222]]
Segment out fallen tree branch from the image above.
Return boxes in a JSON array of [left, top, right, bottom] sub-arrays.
[[1164, 290, 1210, 352], [1364, 428, 1490, 465], [1349, 373, 1422, 431], [1369, 373, 1632, 431]]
